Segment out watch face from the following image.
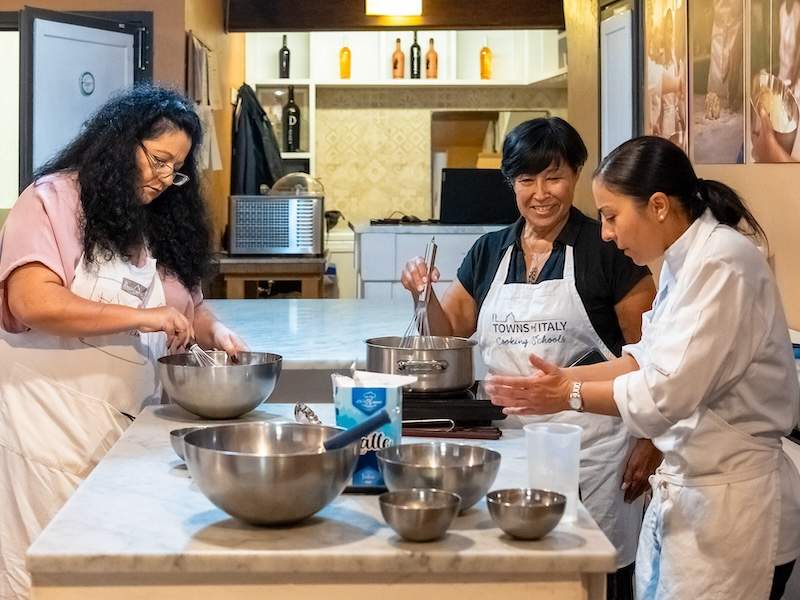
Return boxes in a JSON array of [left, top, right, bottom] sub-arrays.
[[79, 71, 96, 96]]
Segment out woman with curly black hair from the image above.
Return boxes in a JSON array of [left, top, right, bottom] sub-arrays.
[[0, 85, 245, 598]]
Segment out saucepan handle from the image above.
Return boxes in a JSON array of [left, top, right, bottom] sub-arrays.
[[396, 359, 448, 373]]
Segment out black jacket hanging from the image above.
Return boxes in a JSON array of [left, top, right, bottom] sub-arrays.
[[230, 84, 284, 195]]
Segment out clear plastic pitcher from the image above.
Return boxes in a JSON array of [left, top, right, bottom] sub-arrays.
[[524, 422, 582, 522]]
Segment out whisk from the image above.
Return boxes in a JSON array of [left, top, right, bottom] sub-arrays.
[[400, 238, 439, 349], [189, 343, 219, 367]]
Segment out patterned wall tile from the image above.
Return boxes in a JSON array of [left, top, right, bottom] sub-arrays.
[[316, 86, 567, 224]]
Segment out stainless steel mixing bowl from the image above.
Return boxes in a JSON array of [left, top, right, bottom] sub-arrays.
[[377, 442, 501, 510], [158, 351, 282, 419], [169, 427, 202, 461], [486, 488, 566, 540], [379, 488, 460, 542], [183, 422, 359, 525]]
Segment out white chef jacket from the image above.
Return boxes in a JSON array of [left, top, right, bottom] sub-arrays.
[[613, 208, 800, 564]]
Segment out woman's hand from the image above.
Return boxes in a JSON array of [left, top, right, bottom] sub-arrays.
[[400, 256, 440, 297], [209, 321, 249, 360], [485, 354, 572, 415], [138, 306, 193, 354], [621, 438, 662, 503], [752, 107, 795, 163]]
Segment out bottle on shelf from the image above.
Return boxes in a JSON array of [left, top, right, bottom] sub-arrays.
[[480, 36, 492, 80], [339, 36, 351, 79], [278, 34, 291, 79], [283, 85, 301, 152], [425, 37, 438, 79], [391, 37, 405, 79], [410, 31, 421, 79]]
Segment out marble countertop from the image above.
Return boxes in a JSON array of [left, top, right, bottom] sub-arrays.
[[205, 299, 416, 370], [353, 223, 506, 234], [28, 404, 616, 581]]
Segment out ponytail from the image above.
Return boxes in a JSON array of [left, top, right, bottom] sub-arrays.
[[595, 137, 766, 244], [699, 178, 766, 242]]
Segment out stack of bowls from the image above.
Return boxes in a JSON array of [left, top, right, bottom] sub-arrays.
[[158, 351, 282, 419]]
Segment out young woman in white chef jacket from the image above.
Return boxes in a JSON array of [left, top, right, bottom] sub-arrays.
[[486, 135, 800, 600], [0, 86, 246, 599]]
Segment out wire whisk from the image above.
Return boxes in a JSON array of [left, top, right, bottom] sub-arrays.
[[189, 343, 219, 367], [401, 238, 440, 349]]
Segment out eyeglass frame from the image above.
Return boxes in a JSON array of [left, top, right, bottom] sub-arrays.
[[138, 141, 190, 187]]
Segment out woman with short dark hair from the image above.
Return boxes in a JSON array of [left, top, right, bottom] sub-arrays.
[[402, 117, 659, 598], [0, 85, 246, 597], [486, 135, 800, 599]]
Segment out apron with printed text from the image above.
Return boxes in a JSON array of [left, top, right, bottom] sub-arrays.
[[477, 244, 643, 568]]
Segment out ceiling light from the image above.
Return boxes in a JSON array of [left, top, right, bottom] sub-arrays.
[[365, 0, 422, 16]]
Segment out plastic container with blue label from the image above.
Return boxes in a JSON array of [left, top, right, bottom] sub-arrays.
[[332, 371, 416, 492]]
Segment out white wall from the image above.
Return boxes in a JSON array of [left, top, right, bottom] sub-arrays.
[[0, 32, 19, 209]]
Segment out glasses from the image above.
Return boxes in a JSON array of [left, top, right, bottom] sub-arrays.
[[139, 142, 189, 187]]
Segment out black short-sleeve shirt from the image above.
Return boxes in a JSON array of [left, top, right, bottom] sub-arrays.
[[456, 206, 651, 356]]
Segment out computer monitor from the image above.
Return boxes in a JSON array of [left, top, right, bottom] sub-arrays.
[[439, 168, 519, 225]]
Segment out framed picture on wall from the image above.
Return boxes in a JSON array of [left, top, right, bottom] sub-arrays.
[[689, 0, 745, 164], [643, 0, 689, 153], [749, 0, 800, 163]]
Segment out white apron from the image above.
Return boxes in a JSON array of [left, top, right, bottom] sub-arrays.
[[477, 245, 642, 567], [0, 253, 167, 600], [635, 410, 786, 600]]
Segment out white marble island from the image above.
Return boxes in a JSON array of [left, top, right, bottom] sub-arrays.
[[28, 404, 616, 600]]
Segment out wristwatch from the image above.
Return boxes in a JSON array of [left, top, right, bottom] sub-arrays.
[[568, 381, 584, 412]]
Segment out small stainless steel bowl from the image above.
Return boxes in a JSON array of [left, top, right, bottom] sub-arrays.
[[377, 442, 501, 510], [183, 422, 359, 525], [379, 488, 460, 542], [486, 488, 566, 540], [169, 427, 202, 461], [158, 351, 282, 419]]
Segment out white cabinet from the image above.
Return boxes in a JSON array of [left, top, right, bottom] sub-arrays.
[[356, 226, 504, 300]]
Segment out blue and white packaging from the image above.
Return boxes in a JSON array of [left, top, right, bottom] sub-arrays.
[[332, 370, 416, 490]]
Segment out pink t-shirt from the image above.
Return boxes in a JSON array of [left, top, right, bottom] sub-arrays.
[[0, 172, 203, 333]]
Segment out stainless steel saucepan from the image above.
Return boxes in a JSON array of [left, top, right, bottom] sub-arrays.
[[365, 335, 476, 392]]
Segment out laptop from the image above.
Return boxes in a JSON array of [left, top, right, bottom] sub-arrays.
[[439, 168, 518, 225]]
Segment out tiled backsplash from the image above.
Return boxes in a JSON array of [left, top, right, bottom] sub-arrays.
[[315, 86, 567, 224]]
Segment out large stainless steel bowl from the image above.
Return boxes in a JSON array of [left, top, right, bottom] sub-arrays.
[[183, 422, 359, 525], [377, 442, 501, 510], [158, 351, 282, 419]]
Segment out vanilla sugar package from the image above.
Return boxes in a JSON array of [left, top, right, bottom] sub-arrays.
[[332, 370, 416, 491]]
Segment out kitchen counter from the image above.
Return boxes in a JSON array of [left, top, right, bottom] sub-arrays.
[[28, 404, 616, 600], [205, 299, 410, 370]]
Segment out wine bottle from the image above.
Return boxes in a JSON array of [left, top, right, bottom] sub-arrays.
[[391, 37, 405, 79], [339, 36, 351, 79], [425, 38, 438, 79], [410, 31, 421, 79], [480, 36, 492, 80], [283, 86, 300, 152], [279, 34, 291, 79]]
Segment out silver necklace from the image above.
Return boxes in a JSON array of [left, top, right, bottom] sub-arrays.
[[526, 251, 549, 284]]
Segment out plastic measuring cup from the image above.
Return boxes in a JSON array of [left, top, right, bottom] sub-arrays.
[[524, 422, 582, 522]]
